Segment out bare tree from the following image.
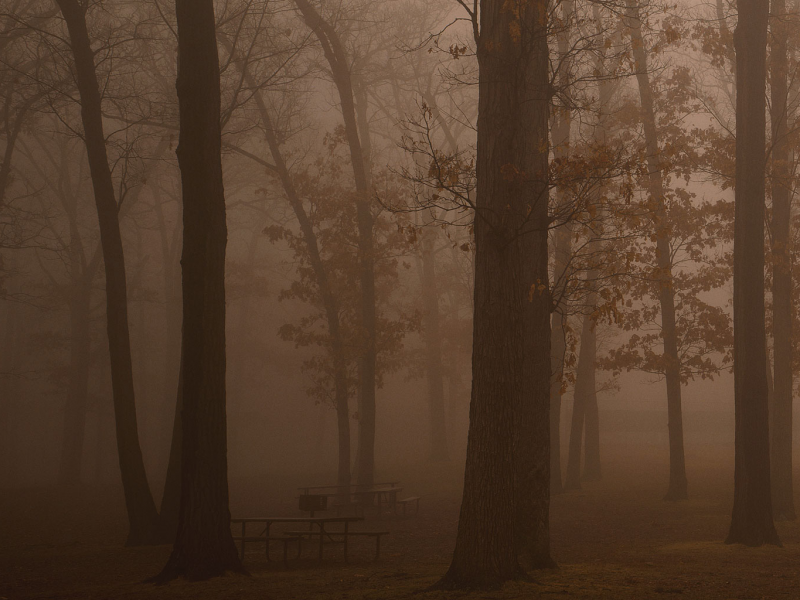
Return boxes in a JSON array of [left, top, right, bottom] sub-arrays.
[[293, 0, 378, 487], [53, 0, 159, 545], [625, 0, 688, 501]]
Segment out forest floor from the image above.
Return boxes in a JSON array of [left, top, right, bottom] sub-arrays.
[[2, 444, 800, 599]]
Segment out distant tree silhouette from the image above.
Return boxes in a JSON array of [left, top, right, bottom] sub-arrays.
[[768, 0, 795, 522], [293, 0, 378, 488]]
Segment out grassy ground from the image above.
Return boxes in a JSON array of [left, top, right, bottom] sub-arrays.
[[2, 446, 799, 599]]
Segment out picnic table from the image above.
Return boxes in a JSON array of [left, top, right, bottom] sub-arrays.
[[298, 482, 403, 515], [298, 481, 401, 495], [231, 516, 385, 564], [350, 486, 402, 513]]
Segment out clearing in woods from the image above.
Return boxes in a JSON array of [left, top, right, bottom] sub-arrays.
[[2, 442, 799, 599]]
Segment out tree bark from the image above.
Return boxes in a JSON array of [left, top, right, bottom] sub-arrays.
[[437, 0, 552, 587], [726, 0, 780, 546], [293, 0, 377, 488], [54, 0, 159, 544], [769, 0, 795, 522], [514, 0, 554, 566], [625, 0, 688, 501], [156, 0, 243, 578]]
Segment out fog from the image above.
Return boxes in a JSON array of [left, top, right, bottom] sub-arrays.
[[1, 0, 798, 597]]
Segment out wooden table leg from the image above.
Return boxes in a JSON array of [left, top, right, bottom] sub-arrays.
[[240, 522, 246, 560]]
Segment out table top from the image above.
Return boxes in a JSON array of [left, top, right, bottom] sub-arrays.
[[299, 486, 403, 498], [231, 516, 364, 524], [350, 487, 403, 496], [299, 481, 400, 493]]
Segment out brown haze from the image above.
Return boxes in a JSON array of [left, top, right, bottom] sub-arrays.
[[1, 0, 799, 597]]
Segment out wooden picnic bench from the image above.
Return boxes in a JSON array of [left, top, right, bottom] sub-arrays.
[[283, 529, 391, 560], [394, 496, 421, 517], [297, 482, 403, 517], [230, 533, 301, 567], [298, 481, 400, 495], [230, 516, 363, 565]]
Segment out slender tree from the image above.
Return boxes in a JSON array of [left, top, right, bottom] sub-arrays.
[[293, 0, 378, 488], [252, 73, 353, 492], [564, 293, 597, 490], [420, 222, 450, 462], [625, 0, 688, 500], [156, 0, 243, 578], [53, 0, 159, 544], [548, 0, 575, 495], [726, 0, 781, 546]]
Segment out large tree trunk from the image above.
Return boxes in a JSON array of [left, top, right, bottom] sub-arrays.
[[54, 0, 159, 545], [437, 0, 551, 587], [156, 0, 243, 579], [515, 0, 554, 568], [421, 226, 450, 462], [293, 0, 377, 488], [726, 0, 780, 546], [769, 0, 795, 522], [625, 0, 688, 501]]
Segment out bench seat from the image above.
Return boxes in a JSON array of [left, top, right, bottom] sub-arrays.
[[231, 535, 301, 566], [395, 496, 421, 516], [283, 530, 390, 560]]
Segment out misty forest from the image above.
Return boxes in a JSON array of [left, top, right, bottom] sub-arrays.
[[2, 0, 800, 597]]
